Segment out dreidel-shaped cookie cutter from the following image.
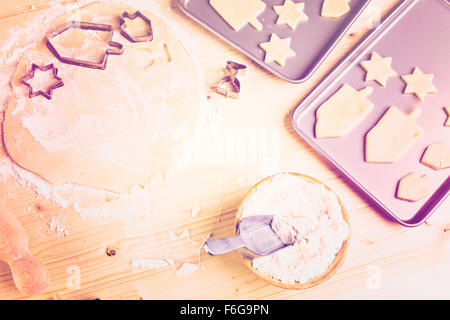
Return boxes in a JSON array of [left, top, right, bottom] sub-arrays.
[[119, 11, 153, 43], [216, 61, 247, 99], [46, 21, 124, 70]]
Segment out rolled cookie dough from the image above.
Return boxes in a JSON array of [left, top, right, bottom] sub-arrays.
[[3, 2, 204, 194]]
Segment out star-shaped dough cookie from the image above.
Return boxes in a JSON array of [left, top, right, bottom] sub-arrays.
[[259, 34, 296, 67], [360, 52, 397, 87], [401, 67, 437, 101], [365, 106, 424, 163], [274, 0, 308, 30]]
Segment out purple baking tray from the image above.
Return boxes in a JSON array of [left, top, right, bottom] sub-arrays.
[[177, 0, 372, 83], [292, 0, 450, 227]]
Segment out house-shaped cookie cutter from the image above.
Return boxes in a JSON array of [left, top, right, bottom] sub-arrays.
[[46, 21, 124, 70], [119, 11, 153, 43]]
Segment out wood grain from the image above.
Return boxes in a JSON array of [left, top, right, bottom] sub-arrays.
[[0, 0, 448, 300]]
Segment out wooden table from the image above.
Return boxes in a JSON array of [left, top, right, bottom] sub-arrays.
[[0, 0, 448, 300]]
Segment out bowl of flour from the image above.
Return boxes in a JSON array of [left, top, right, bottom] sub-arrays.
[[235, 172, 350, 289]]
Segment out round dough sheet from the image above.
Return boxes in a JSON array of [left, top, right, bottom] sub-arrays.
[[3, 1, 204, 194]]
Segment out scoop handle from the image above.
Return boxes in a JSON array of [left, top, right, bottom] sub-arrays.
[[204, 236, 245, 256]]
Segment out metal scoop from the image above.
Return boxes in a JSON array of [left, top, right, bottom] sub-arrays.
[[204, 215, 286, 257]]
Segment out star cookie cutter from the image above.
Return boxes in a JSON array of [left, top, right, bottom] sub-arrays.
[[46, 21, 124, 70], [21, 63, 64, 100], [119, 11, 153, 43], [215, 61, 247, 99]]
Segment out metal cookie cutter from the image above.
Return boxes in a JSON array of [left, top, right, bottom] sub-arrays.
[[46, 21, 124, 70], [21, 63, 64, 100], [215, 61, 247, 99], [119, 11, 153, 43]]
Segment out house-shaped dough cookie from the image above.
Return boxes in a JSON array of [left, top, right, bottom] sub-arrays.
[[396, 172, 432, 202], [315, 84, 373, 138], [421, 142, 450, 170], [365, 106, 424, 163]]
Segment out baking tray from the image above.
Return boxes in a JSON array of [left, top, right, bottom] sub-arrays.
[[177, 0, 372, 83], [292, 0, 450, 227]]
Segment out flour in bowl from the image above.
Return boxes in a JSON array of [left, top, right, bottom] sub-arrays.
[[240, 173, 349, 284]]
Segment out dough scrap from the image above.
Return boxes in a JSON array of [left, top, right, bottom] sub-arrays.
[[360, 52, 397, 87], [315, 84, 374, 138], [274, 0, 308, 30], [321, 0, 350, 19], [401, 67, 437, 101], [259, 34, 295, 67], [365, 107, 424, 163], [210, 0, 266, 31], [3, 2, 204, 194], [396, 172, 432, 202], [421, 142, 450, 170], [444, 106, 450, 127]]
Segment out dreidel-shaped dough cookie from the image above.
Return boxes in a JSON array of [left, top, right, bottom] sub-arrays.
[[365, 107, 424, 163], [210, 0, 266, 31], [315, 84, 374, 138]]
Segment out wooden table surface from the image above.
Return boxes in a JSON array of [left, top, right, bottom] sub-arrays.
[[0, 0, 449, 300]]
